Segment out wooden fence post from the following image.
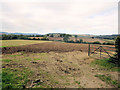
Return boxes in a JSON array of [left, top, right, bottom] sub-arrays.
[[100, 46, 102, 59], [88, 44, 90, 56]]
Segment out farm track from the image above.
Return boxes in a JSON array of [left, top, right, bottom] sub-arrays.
[[2, 42, 115, 54]]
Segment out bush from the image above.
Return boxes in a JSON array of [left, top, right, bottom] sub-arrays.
[[63, 34, 71, 42], [67, 40, 74, 43], [2, 34, 28, 40], [82, 41, 87, 44], [79, 39, 83, 43], [115, 36, 120, 59], [109, 36, 120, 66], [41, 36, 49, 40], [103, 42, 114, 45], [92, 41, 101, 44]]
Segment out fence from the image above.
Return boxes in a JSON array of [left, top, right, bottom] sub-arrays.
[[88, 44, 116, 59]]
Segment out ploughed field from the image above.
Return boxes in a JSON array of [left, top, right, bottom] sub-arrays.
[[2, 42, 115, 54]]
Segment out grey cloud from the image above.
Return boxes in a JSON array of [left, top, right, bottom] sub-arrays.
[[1, 0, 118, 35]]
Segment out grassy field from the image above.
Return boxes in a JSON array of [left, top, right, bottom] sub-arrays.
[[1, 40, 52, 47], [103, 39, 115, 43]]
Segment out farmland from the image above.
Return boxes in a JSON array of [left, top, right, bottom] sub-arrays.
[[28, 36, 115, 44], [1, 40, 119, 88], [2, 40, 52, 47], [69, 37, 107, 43], [2, 42, 116, 54]]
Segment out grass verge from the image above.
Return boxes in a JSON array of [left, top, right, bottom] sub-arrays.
[[95, 74, 119, 88], [2, 67, 32, 89], [91, 58, 120, 72]]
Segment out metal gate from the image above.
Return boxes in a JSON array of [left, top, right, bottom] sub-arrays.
[[88, 44, 116, 59]]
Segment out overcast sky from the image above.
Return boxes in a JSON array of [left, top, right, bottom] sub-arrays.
[[1, 0, 119, 35]]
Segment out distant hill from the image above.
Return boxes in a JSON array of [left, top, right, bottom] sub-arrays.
[[1, 32, 119, 40], [94, 34, 120, 40], [0, 32, 42, 35]]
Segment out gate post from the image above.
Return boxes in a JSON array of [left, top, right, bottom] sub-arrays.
[[100, 46, 102, 59], [88, 44, 90, 56]]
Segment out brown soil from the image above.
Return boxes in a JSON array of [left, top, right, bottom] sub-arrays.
[[3, 51, 117, 88], [2, 42, 115, 54]]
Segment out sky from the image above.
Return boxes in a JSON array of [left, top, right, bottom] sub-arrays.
[[1, 0, 119, 35]]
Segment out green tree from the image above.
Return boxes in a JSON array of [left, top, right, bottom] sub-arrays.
[[51, 34, 54, 37], [41, 36, 48, 40], [93, 41, 101, 44], [110, 36, 120, 65], [76, 39, 79, 43], [80, 39, 83, 43], [75, 35, 77, 38], [63, 34, 71, 42], [63, 35, 69, 42], [115, 36, 120, 64]]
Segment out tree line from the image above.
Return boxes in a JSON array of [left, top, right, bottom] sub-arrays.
[[1, 34, 114, 45], [94, 35, 119, 40], [65, 39, 114, 45], [1, 34, 45, 40]]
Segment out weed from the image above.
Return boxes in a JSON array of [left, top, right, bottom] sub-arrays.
[[9, 54, 21, 57], [78, 86, 84, 88], [25, 57, 32, 61], [3, 59, 12, 63], [34, 85, 44, 88], [34, 58, 41, 60], [75, 81, 80, 85], [40, 53, 46, 55], [55, 81, 59, 84], [63, 83, 70, 85], [95, 74, 119, 87]]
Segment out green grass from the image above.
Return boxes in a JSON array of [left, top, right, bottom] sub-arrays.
[[3, 59, 12, 63], [75, 81, 84, 88], [0, 46, 6, 47], [95, 74, 119, 87], [2, 40, 52, 47], [75, 81, 80, 85], [0, 71, 2, 90], [103, 39, 115, 43], [34, 58, 41, 60], [9, 54, 21, 57], [55, 81, 59, 84], [91, 58, 120, 72], [2, 67, 32, 89]]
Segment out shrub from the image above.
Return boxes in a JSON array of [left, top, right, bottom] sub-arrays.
[[103, 42, 114, 45], [92, 41, 101, 44], [79, 39, 83, 43], [109, 36, 120, 66], [63, 34, 71, 42], [41, 36, 49, 40]]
